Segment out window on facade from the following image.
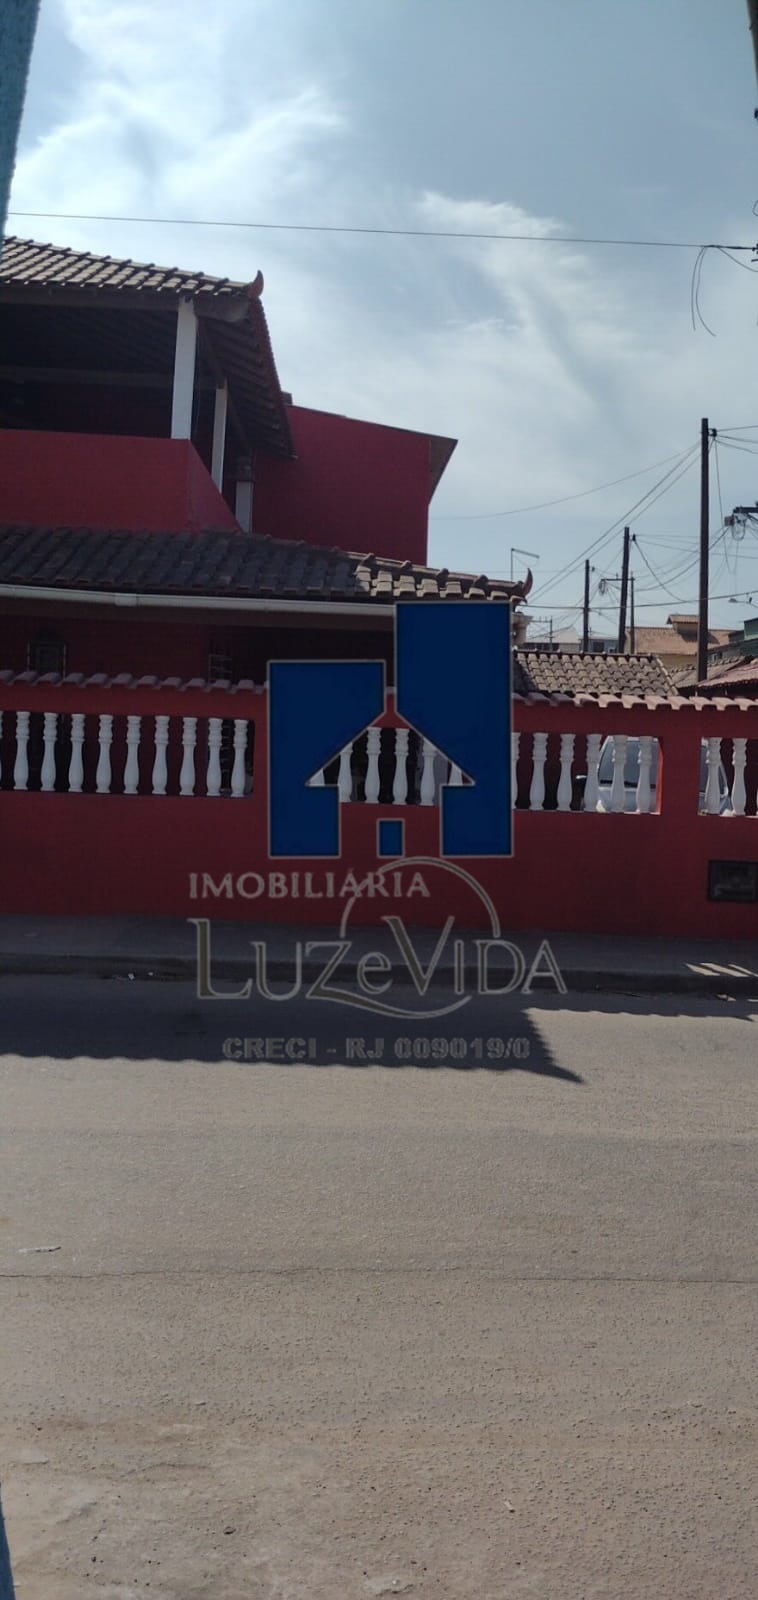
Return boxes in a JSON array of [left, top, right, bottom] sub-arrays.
[[28, 632, 67, 675]]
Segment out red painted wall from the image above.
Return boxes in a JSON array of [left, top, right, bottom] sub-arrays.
[[0, 432, 239, 533], [253, 406, 434, 564], [0, 612, 393, 682], [1, 681, 757, 937]]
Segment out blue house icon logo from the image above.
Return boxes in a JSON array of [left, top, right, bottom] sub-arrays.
[[268, 601, 513, 860]]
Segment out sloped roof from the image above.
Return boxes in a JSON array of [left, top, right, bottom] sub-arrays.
[[514, 650, 674, 697], [630, 624, 734, 657], [0, 235, 257, 302], [0, 523, 526, 605], [0, 236, 292, 456], [690, 655, 758, 692]]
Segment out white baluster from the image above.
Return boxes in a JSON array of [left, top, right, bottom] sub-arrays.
[[511, 732, 520, 804], [338, 744, 353, 802], [557, 732, 575, 812], [68, 713, 85, 793], [96, 713, 113, 794], [231, 720, 248, 798], [152, 715, 170, 795], [529, 731, 547, 811], [731, 737, 747, 816], [310, 766, 325, 787], [206, 718, 223, 796], [448, 761, 463, 787], [704, 736, 722, 815], [13, 711, 29, 791], [420, 738, 436, 805], [124, 715, 141, 795], [635, 734, 654, 814], [365, 726, 381, 803], [584, 732, 601, 812], [180, 716, 197, 796], [609, 733, 628, 813], [393, 727, 410, 803], [40, 711, 58, 792]]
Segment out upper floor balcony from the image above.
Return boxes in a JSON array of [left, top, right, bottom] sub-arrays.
[[0, 430, 240, 535]]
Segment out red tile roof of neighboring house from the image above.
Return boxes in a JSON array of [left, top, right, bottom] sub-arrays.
[[628, 624, 734, 657], [0, 523, 528, 605], [695, 656, 758, 690], [514, 650, 674, 697]]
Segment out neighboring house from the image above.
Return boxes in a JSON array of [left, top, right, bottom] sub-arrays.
[[628, 613, 737, 676], [677, 615, 758, 698], [525, 623, 620, 656], [514, 650, 674, 698], [525, 623, 583, 652]]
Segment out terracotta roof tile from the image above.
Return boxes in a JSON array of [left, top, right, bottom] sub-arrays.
[[514, 650, 674, 697], [0, 524, 527, 607], [629, 624, 734, 656], [0, 236, 251, 301], [0, 237, 292, 457]]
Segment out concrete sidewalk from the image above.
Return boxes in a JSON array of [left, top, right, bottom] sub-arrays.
[[0, 913, 755, 996]]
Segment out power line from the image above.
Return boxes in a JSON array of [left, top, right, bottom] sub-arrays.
[[432, 446, 697, 521], [6, 208, 758, 252], [521, 583, 753, 613], [534, 444, 702, 602]]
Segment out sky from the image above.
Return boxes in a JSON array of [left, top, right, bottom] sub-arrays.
[[8, 0, 758, 635]]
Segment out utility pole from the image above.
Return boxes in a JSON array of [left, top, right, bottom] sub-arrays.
[[582, 559, 591, 652], [630, 574, 636, 653], [617, 526, 631, 652], [697, 417, 710, 683]]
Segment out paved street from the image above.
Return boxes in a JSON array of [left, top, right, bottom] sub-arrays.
[[1, 976, 757, 1599]]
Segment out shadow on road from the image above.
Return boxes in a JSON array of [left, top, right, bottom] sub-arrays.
[[0, 975, 583, 1082]]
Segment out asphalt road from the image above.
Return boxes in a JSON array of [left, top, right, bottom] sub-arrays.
[[1, 976, 757, 1600]]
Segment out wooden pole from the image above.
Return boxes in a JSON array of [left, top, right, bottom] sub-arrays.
[[582, 559, 590, 652], [697, 417, 710, 683], [617, 527, 630, 651]]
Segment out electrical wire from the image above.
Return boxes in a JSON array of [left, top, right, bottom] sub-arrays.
[[690, 246, 716, 336], [535, 444, 702, 602], [7, 209, 758, 250], [714, 437, 725, 529], [633, 539, 699, 602], [432, 445, 697, 521]]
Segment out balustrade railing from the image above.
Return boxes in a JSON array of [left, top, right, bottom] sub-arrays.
[[1, 682, 756, 820], [512, 728, 757, 816], [317, 727, 452, 806], [315, 725, 758, 818], [0, 707, 255, 798]]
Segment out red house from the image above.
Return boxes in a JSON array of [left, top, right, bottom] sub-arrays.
[[1, 236, 757, 937]]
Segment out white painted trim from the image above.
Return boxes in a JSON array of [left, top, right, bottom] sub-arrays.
[[211, 382, 228, 488], [170, 298, 198, 440], [0, 583, 394, 620]]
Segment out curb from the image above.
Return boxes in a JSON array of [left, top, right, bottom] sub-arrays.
[[0, 953, 755, 997]]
